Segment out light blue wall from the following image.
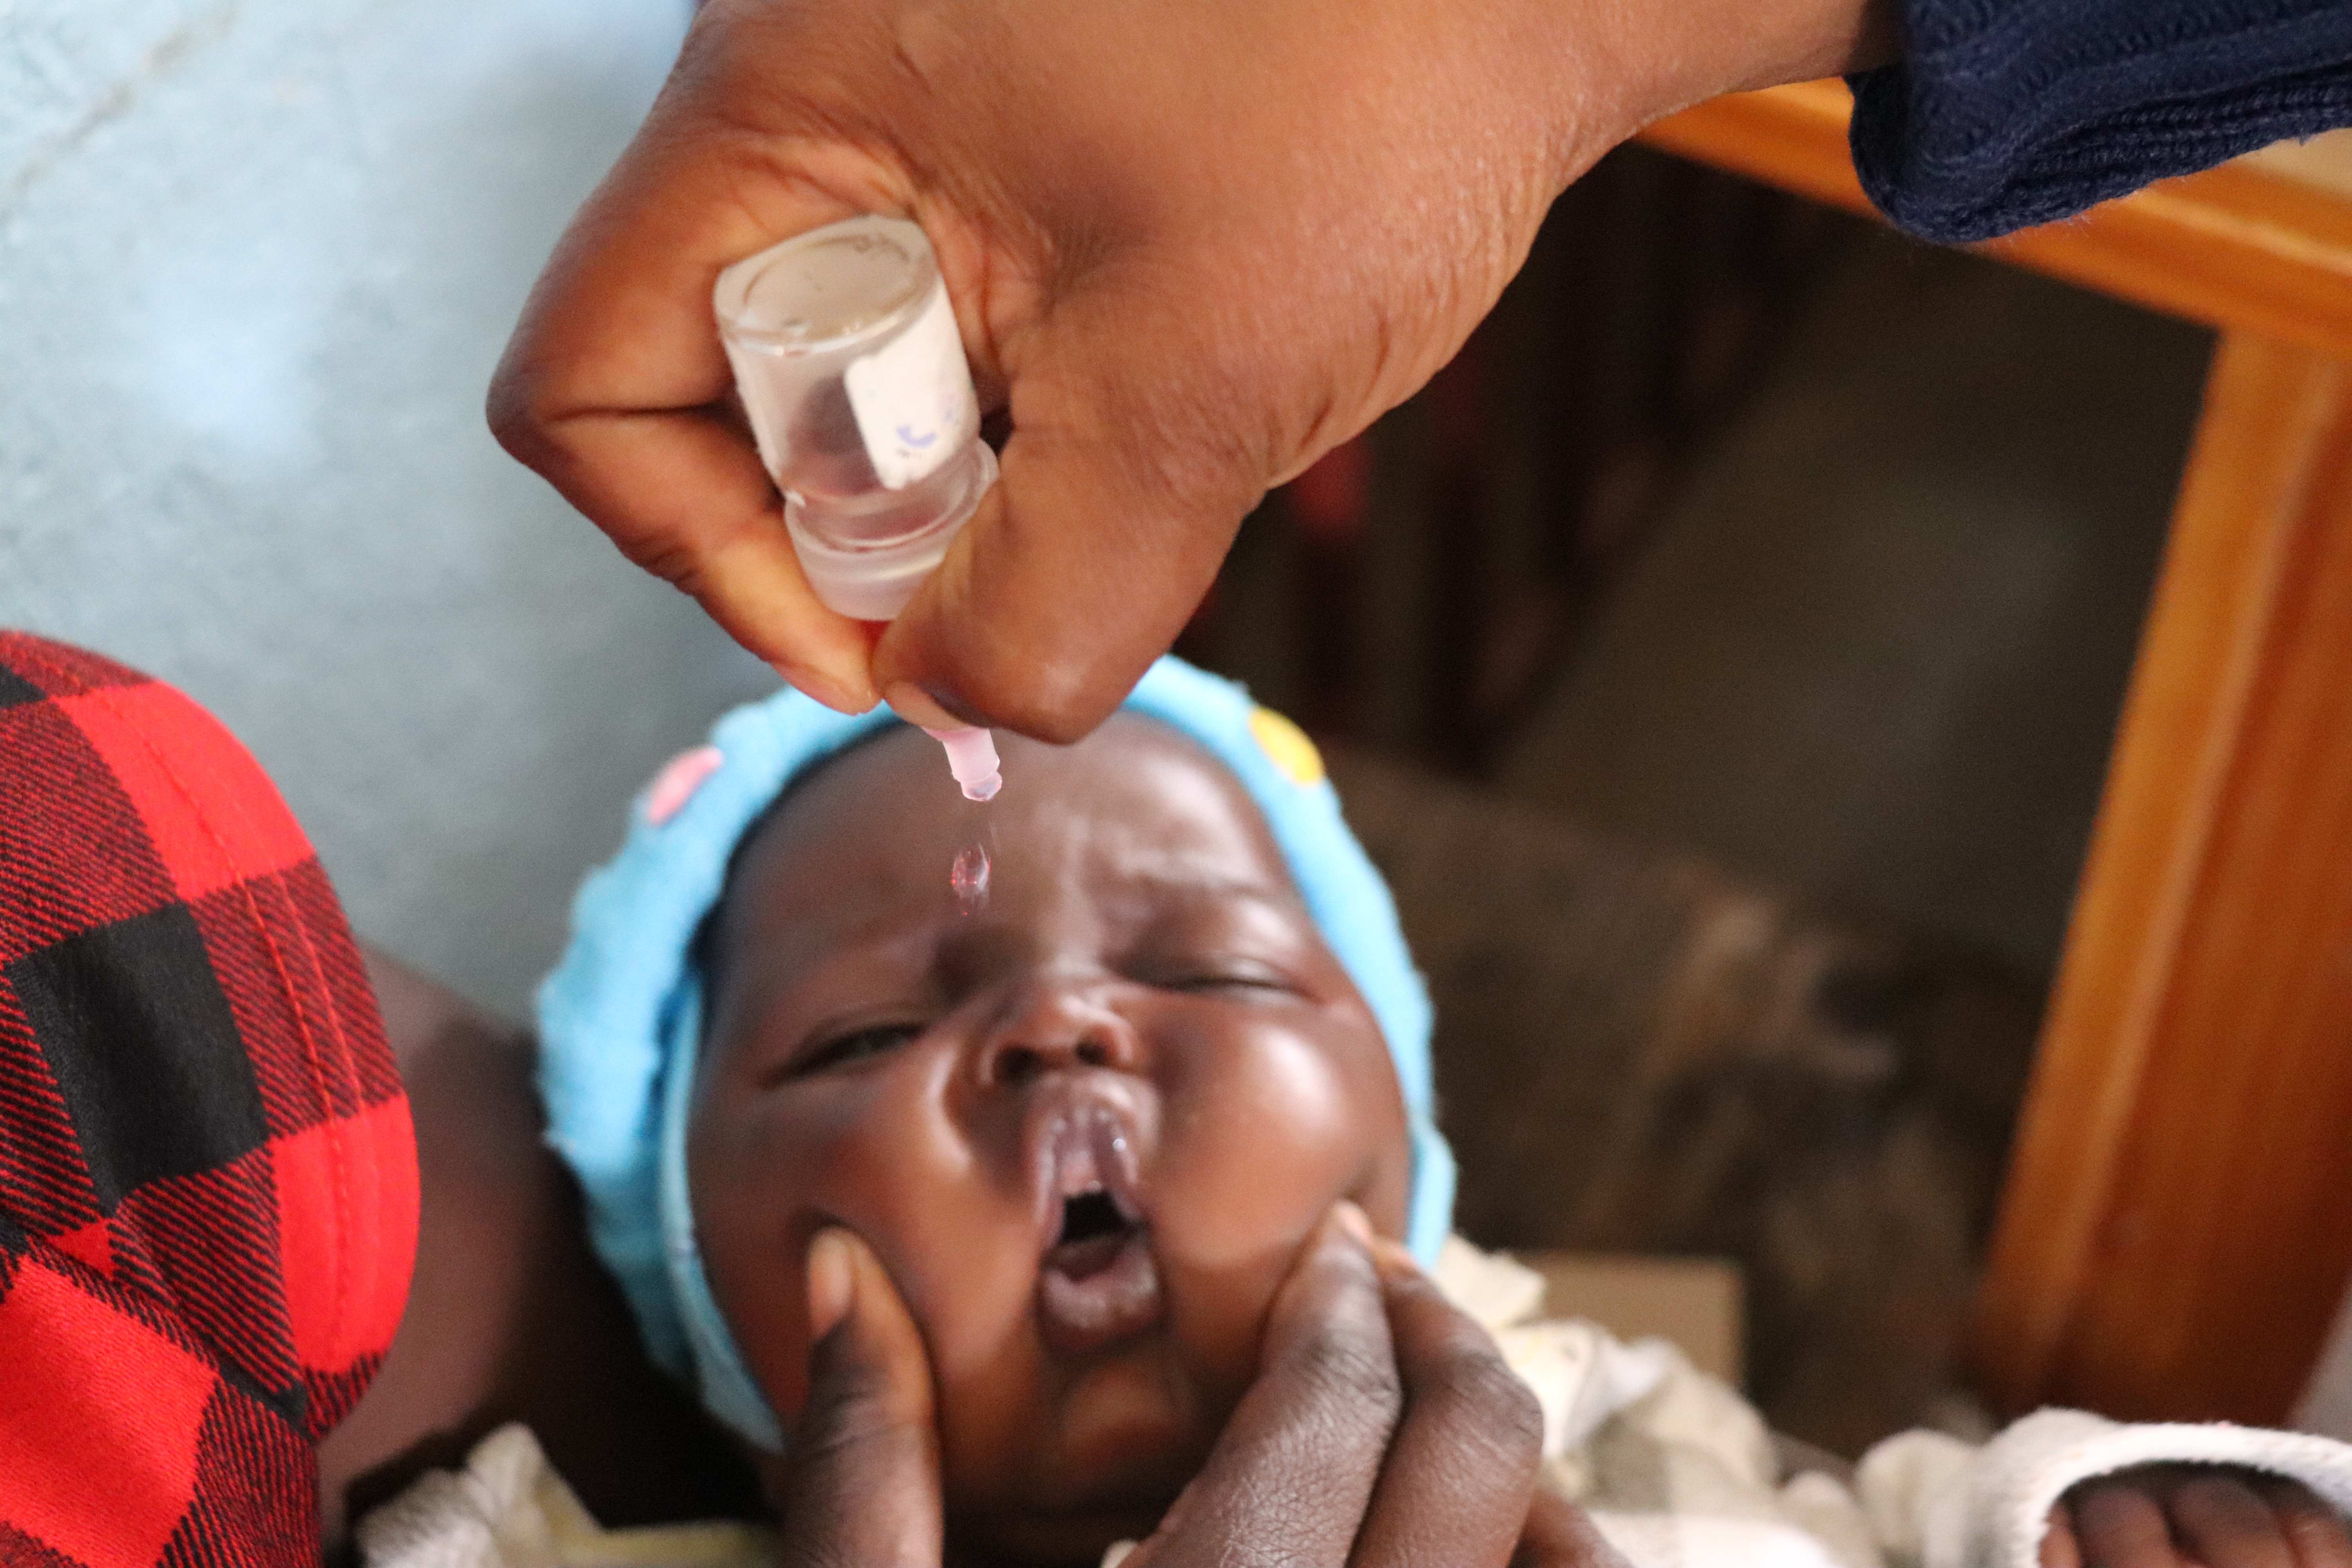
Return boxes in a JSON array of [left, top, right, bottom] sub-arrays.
[[1, 0, 776, 1017]]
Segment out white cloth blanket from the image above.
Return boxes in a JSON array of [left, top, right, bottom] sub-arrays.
[[1861, 1412, 2352, 1568], [359, 1238, 2352, 1568]]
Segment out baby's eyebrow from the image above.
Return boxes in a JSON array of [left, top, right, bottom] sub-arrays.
[[1106, 860, 1307, 915]]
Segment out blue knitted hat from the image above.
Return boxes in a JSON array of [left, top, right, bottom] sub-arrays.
[[537, 656, 1453, 1451]]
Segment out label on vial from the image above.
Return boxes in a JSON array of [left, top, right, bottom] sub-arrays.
[[845, 284, 977, 490]]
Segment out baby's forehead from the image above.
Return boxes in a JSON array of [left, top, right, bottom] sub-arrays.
[[714, 714, 1309, 950]]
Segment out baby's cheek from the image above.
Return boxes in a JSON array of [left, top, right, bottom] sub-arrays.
[[688, 1166, 819, 1425], [918, 1226, 1079, 1511], [1160, 1028, 1363, 1267], [690, 1067, 949, 1428]]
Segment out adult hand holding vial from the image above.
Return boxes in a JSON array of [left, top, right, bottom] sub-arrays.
[[716, 216, 1001, 798], [490, 0, 1895, 741]]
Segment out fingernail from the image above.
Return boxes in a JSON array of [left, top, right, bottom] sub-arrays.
[[884, 681, 965, 731], [807, 1229, 855, 1339], [1332, 1200, 1374, 1247], [777, 662, 876, 715], [1371, 1235, 1419, 1273]]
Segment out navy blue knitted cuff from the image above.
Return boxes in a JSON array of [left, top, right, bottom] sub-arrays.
[[1848, 0, 2352, 243]]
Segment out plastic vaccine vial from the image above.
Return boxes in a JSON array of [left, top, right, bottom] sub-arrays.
[[716, 214, 1001, 801]]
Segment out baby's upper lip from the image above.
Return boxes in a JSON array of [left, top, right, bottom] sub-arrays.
[[1025, 1080, 1164, 1356], [1024, 1079, 1151, 1258]]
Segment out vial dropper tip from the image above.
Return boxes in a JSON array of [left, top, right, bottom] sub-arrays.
[[926, 724, 1003, 803]]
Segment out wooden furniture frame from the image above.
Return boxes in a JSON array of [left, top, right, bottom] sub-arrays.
[[1641, 81, 2352, 1425]]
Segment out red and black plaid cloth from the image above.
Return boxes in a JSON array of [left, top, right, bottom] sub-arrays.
[[0, 633, 416, 1565]]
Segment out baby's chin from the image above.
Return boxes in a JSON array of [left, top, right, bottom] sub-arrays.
[[946, 1463, 1185, 1568], [948, 1491, 1176, 1568], [945, 1352, 1221, 1566]]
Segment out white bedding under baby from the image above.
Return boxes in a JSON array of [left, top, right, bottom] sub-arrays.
[[358, 1238, 2352, 1568]]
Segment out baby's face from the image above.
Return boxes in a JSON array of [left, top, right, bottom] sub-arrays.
[[691, 717, 1412, 1564]]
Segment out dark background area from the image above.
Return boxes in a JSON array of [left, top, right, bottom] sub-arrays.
[[1176, 145, 2217, 1454]]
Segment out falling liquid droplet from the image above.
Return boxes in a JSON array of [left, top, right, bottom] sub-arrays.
[[951, 844, 991, 915]]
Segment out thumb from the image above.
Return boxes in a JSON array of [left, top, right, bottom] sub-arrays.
[[871, 274, 1281, 742], [871, 419, 1251, 743], [770, 1228, 942, 1568]]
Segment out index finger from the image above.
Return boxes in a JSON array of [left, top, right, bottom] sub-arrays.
[[1348, 1238, 1544, 1568], [487, 74, 895, 711], [1126, 1205, 1403, 1568]]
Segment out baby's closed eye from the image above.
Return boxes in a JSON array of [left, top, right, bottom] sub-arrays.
[[1140, 956, 1302, 997], [1119, 889, 1321, 1001], [793, 1021, 928, 1077]]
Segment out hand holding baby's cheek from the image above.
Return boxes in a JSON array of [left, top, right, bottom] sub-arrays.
[[1120, 1203, 1402, 1568], [1347, 1230, 1546, 1565], [767, 1229, 944, 1567], [1125, 1204, 1592, 1568]]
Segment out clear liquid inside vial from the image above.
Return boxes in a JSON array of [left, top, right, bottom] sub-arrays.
[[783, 380, 882, 499], [716, 215, 993, 620]]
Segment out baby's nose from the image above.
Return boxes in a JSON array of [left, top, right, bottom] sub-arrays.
[[976, 978, 1143, 1087]]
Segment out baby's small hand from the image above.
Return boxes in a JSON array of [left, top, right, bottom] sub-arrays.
[[2041, 1464, 2352, 1568]]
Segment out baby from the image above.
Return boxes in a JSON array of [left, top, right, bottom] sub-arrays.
[[522, 657, 1450, 1565], [691, 713, 1419, 1556], [366, 658, 2352, 1568]]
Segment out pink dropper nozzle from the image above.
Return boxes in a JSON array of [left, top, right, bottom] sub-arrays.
[[925, 726, 1002, 802]]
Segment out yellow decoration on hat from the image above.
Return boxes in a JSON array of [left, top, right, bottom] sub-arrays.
[[1248, 706, 1325, 787]]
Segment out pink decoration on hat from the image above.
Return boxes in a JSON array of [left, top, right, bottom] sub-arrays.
[[643, 744, 725, 826]]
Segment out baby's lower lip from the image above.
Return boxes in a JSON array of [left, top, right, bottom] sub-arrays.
[[1037, 1228, 1163, 1356]]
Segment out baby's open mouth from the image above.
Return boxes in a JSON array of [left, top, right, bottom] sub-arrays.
[[1034, 1101, 1162, 1355], [1049, 1187, 1137, 1275]]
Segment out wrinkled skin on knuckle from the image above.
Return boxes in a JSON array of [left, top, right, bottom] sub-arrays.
[[789, 1353, 909, 1461], [599, 521, 709, 591], [1225, 1473, 1356, 1568], [1127, 386, 1277, 527], [1133, 240, 1410, 490], [1287, 1323, 1406, 1424], [1423, 1338, 1546, 1472], [784, 1396, 899, 1477], [657, 0, 944, 218], [679, 0, 880, 120], [482, 375, 551, 468], [484, 310, 601, 471]]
